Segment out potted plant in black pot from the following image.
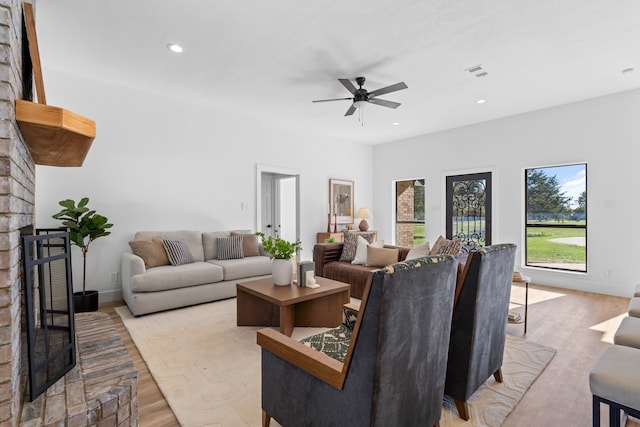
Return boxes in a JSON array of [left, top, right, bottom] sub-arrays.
[[52, 197, 113, 312]]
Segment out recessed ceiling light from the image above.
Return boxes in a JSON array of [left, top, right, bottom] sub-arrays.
[[476, 99, 486, 104], [392, 122, 400, 126], [622, 67, 634, 74], [167, 43, 183, 53]]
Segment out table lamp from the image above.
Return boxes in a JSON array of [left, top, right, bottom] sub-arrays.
[[355, 208, 371, 231]]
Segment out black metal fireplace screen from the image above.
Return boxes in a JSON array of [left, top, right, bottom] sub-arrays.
[[21, 229, 76, 401]]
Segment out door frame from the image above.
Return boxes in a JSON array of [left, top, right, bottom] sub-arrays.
[[441, 166, 497, 247], [256, 164, 301, 242]]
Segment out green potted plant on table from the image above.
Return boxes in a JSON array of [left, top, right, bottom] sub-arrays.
[[256, 232, 302, 286], [52, 197, 113, 312]]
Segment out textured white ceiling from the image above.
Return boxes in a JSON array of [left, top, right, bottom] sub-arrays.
[[34, 0, 640, 144]]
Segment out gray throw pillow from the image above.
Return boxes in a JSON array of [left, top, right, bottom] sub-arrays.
[[162, 238, 195, 266], [217, 235, 244, 260]]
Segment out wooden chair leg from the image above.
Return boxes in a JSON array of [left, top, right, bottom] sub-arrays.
[[493, 367, 503, 383], [262, 410, 271, 427], [454, 398, 470, 421]]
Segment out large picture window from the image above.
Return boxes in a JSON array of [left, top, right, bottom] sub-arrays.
[[395, 179, 425, 246], [525, 164, 587, 272]]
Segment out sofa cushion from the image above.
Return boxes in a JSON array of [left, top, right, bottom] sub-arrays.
[[162, 238, 195, 266], [131, 262, 224, 292], [352, 237, 384, 265], [208, 256, 272, 281], [430, 235, 462, 255], [128, 238, 170, 268], [217, 235, 244, 260], [135, 230, 205, 262], [202, 231, 230, 260], [231, 231, 261, 257], [299, 324, 353, 363], [323, 261, 379, 299], [406, 242, 431, 260], [366, 246, 400, 267]]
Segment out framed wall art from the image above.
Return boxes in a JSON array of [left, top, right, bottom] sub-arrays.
[[329, 178, 354, 225]]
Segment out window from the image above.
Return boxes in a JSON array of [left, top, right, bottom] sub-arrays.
[[525, 164, 587, 272], [395, 179, 425, 246]]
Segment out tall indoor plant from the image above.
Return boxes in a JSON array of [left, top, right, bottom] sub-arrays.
[[52, 197, 113, 312], [256, 232, 302, 285]]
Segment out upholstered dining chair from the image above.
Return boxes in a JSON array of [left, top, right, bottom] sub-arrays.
[[257, 254, 459, 427], [444, 243, 517, 421]]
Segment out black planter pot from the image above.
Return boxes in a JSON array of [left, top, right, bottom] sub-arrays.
[[73, 290, 99, 313]]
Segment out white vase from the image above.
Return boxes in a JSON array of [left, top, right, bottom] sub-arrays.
[[272, 258, 293, 286]]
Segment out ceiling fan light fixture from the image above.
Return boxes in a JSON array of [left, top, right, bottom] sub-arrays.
[[353, 100, 367, 109]]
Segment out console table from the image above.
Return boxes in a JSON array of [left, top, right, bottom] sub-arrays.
[[317, 230, 378, 243]]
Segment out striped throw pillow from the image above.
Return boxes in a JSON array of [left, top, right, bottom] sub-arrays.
[[217, 235, 244, 260], [162, 239, 195, 266]]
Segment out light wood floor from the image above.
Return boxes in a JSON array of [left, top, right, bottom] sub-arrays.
[[102, 283, 635, 427]]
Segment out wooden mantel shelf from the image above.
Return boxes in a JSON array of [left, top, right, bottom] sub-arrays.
[[17, 4, 97, 167], [15, 99, 96, 167]]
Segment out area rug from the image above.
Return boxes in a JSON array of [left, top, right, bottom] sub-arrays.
[[116, 299, 555, 427]]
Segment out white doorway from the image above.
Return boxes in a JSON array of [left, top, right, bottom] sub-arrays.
[[256, 165, 300, 243]]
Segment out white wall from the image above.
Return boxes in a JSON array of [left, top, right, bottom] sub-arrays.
[[374, 88, 640, 297], [35, 69, 374, 301], [37, 68, 640, 300]]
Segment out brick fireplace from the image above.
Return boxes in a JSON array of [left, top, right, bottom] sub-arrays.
[[1, 0, 36, 425], [2, 3, 139, 426]]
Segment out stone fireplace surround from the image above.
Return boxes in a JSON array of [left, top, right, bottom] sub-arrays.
[[1, 2, 137, 425]]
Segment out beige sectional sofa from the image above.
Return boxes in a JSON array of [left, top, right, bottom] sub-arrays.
[[121, 230, 272, 316]]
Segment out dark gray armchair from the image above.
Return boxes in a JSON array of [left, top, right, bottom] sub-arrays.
[[257, 254, 459, 427], [444, 243, 517, 420]]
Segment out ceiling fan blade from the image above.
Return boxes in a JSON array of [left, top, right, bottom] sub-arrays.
[[312, 97, 353, 103], [338, 78, 357, 94], [368, 82, 408, 98], [344, 104, 356, 116], [368, 98, 401, 109]]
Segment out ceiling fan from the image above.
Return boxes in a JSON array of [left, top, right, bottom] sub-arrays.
[[312, 77, 408, 116]]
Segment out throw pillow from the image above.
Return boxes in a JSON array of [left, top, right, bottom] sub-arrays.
[[162, 239, 195, 266], [217, 235, 244, 260], [352, 237, 384, 265], [230, 231, 260, 257], [430, 235, 462, 255], [343, 308, 358, 330], [340, 232, 375, 263], [405, 242, 431, 261], [366, 246, 400, 268], [128, 238, 170, 268]]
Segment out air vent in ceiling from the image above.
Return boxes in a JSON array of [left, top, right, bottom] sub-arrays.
[[466, 65, 488, 78]]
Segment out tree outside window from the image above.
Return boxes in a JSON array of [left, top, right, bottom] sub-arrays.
[[525, 164, 587, 272]]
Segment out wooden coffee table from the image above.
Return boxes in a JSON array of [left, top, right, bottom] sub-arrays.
[[236, 277, 350, 336]]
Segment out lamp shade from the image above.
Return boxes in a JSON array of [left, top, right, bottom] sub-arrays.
[[355, 208, 371, 219]]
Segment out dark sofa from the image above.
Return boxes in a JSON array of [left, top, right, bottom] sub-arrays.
[[313, 242, 411, 298]]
